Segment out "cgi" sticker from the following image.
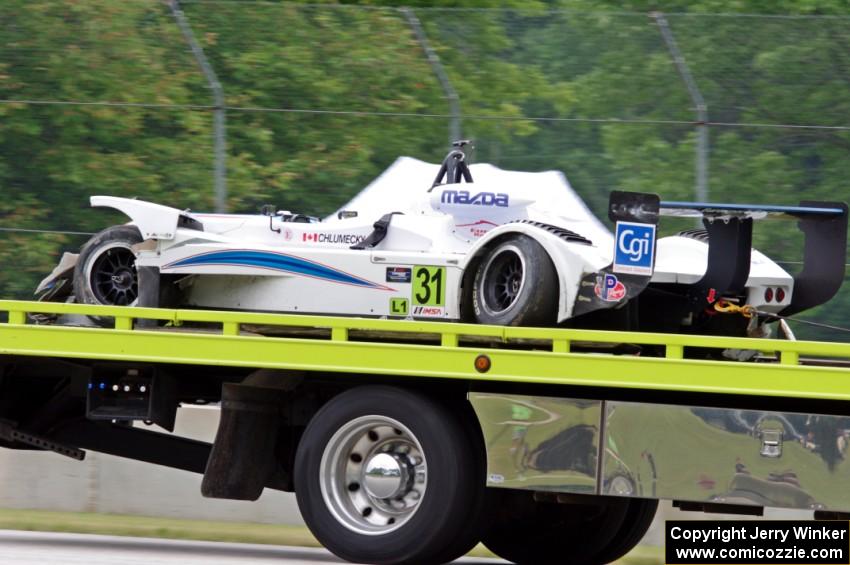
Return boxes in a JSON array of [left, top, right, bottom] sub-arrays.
[[613, 221, 656, 276]]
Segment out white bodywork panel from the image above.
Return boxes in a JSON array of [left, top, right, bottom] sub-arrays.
[[91, 196, 182, 240], [462, 223, 608, 321], [90, 157, 793, 321], [653, 236, 790, 286], [652, 236, 793, 312], [338, 157, 614, 248]]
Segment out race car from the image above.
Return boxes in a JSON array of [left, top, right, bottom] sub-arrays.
[[38, 142, 847, 337]]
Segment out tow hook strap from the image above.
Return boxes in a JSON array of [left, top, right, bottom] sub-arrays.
[[715, 299, 850, 335], [714, 300, 756, 318], [351, 212, 401, 250]]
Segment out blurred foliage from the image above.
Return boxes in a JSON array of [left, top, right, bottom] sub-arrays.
[[2, 0, 850, 339]]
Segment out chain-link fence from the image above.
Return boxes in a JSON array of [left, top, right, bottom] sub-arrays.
[[3, 1, 850, 338]]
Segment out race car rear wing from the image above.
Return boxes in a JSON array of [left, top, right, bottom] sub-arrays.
[[574, 192, 848, 319], [658, 198, 848, 316], [658, 201, 847, 221]]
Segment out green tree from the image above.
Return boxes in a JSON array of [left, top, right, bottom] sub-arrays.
[[3, 0, 850, 341]]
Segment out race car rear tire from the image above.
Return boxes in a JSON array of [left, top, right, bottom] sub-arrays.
[[481, 489, 632, 565], [472, 234, 557, 326], [294, 386, 486, 565], [74, 225, 143, 326]]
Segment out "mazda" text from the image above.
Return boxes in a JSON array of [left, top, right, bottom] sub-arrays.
[[441, 190, 509, 207]]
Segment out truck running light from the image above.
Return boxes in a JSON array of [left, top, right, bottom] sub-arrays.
[[764, 288, 774, 302], [776, 287, 786, 302], [474, 355, 491, 373]]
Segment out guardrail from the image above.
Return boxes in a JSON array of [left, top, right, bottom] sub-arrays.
[[2, 300, 850, 401]]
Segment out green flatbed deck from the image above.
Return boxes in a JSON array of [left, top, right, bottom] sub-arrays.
[[2, 300, 850, 401]]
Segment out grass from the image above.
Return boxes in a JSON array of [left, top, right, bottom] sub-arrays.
[[0, 508, 321, 547], [0, 509, 320, 547], [0, 507, 664, 563]]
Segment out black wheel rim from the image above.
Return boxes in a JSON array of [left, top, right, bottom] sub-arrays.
[[89, 245, 138, 306], [481, 245, 525, 316]]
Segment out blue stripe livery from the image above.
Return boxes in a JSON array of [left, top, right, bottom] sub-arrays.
[[167, 250, 388, 289]]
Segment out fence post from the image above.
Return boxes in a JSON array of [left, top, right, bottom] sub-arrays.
[[169, 0, 227, 213], [653, 12, 708, 207], [400, 7, 462, 146]]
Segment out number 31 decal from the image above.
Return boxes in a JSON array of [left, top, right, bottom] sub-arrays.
[[412, 266, 445, 306]]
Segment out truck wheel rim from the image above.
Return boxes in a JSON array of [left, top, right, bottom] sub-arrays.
[[319, 415, 427, 536], [480, 244, 526, 316], [608, 475, 635, 496], [87, 242, 139, 306]]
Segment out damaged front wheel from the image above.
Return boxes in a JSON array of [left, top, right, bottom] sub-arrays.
[[73, 225, 143, 325]]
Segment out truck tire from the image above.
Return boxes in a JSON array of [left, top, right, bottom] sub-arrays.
[[595, 498, 658, 564], [74, 225, 143, 326], [472, 234, 557, 326], [294, 386, 486, 565], [481, 489, 631, 565]]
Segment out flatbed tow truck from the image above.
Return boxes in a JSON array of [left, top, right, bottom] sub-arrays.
[[3, 298, 850, 564]]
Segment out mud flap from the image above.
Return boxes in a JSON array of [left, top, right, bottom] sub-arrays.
[[201, 383, 287, 501], [572, 191, 660, 317]]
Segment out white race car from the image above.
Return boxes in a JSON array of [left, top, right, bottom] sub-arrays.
[[40, 143, 847, 337]]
